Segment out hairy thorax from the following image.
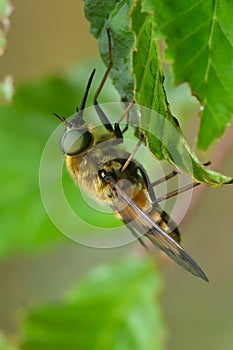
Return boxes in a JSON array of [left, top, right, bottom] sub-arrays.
[[66, 142, 149, 206]]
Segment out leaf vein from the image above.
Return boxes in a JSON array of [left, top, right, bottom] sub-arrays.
[[210, 63, 231, 96], [176, 43, 207, 76], [172, 18, 211, 50], [216, 21, 233, 49], [203, 0, 218, 83], [159, 1, 202, 31]]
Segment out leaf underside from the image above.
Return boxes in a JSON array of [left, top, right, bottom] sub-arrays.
[[84, 0, 232, 186]]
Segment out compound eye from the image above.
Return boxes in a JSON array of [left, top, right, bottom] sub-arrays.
[[61, 129, 93, 155]]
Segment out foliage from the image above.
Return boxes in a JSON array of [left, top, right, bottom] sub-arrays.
[[1, 1, 233, 349], [84, 0, 233, 186], [85, 0, 135, 101], [20, 258, 165, 350], [150, 0, 233, 150], [0, 0, 231, 260]]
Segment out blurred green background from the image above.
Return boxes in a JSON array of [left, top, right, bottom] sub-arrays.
[[0, 1, 233, 349]]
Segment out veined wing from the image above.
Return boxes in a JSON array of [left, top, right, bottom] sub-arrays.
[[105, 173, 208, 282]]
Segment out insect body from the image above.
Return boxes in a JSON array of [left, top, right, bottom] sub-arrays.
[[54, 29, 208, 282]]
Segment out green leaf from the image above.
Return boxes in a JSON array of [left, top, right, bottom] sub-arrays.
[[20, 257, 166, 350], [84, 0, 232, 186], [150, 0, 233, 150], [131, 0, 175, 160], [131, 0, 232, 186], [84, 0, 135, 101]]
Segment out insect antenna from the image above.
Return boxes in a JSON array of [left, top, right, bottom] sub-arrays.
[[53, 69, 96, 128], [78, 68, 96, 118], [53, 113, 71, 127]]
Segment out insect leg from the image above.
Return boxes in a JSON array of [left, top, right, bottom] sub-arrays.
[[156, 182, 201, 202], [152, 170, 178, 187], [152, 162, 211, 188], [120, 130, 145, 173], [114, 99, 135, 139], [93, 28, 114, 133], [93, 28, 135, 140], [119, 98, 130, 134]]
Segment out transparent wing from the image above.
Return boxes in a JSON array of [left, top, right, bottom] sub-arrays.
[[105, 174, 208, 282]]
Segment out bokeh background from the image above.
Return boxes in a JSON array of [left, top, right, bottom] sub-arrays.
[[0, 1, 233, 349]]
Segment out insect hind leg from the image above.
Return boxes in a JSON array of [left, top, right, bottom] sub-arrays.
[[152, 170, 178, 187], [151, 161, 211, 187], [156, 182, 201, 202]]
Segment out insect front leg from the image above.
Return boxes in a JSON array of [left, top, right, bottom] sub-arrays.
[[114, 99, 135, 140], [93, 28, 114, 133], [120, 129, 144, 172], [93, 28, 134, 143]]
